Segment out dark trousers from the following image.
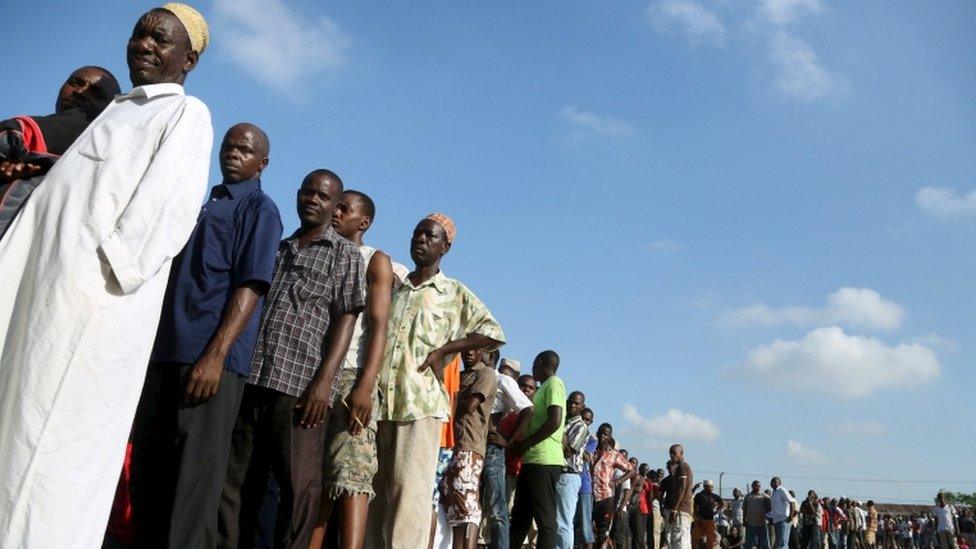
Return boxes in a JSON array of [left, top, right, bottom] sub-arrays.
[[218, 385, 327, 549], [130, 362, 246, 549], [510, 463, 562, 549], [629, 509, 647, 549]]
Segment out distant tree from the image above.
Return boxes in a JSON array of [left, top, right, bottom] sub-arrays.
[[939, 491, 976, 506]]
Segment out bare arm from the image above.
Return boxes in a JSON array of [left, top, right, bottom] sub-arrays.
[[345, 252, 394, 435], [509, 405, 561, 456], [458, 393, 486, 416], [183, 282, 264, 405], [488, 406, 534, 447], [297, 309, 359, 428], [419, 333, 502, 381]]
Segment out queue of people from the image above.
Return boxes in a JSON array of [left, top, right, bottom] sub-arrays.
[[0, 4, 970, 549]]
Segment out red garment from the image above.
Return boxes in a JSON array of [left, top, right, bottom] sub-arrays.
[[499, 412, 523, 477], [13, 116, 48, 154], [639, 479, 651, 514], [105, 442, 134, 545]]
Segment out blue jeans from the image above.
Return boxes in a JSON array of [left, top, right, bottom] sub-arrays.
[[775, 522, 793, 549], [747, 525, 772, 549], [555, 473, 581, 549], [483, 444, 509, 549], [574, 492, 595, 544]]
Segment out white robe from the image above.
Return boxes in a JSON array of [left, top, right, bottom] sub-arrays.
[[0, 83, 213, 548]]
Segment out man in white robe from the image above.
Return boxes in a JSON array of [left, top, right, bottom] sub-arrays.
[[0, 4, 213, 547]]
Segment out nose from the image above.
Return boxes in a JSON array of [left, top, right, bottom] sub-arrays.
[[130, 35, 153, 55]]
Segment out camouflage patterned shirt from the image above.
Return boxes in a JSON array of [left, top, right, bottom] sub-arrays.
[[376, 271, 505, 422]]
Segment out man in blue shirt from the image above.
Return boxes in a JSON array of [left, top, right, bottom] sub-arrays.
[[130, 122, 283, 548]]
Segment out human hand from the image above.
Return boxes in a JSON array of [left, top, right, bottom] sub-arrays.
[[182, 353, 224, 406], [488, 431, 509, 447], [296, 376, 332, 429], [345, 382, 373, 436], [418, 349, 446, 381], [0, 161, 42, 181]]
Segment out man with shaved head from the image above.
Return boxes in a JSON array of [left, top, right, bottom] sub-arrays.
[[130, 122, 282, 547], [0, 4, 213, 547], [664, 444, 694, 549]]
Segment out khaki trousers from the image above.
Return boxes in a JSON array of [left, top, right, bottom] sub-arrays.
[[938, 531, 958, 549], [365, 418, 442, 549]]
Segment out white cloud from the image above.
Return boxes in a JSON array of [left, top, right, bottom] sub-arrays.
[[915, 187, 976, 219], [910, 333, 959, 354], [768, 30, 847, 101], [213, 0, 352, 94], [834, 420, 886, 437], [647, 0, 726, 45], [719, 287, 905, 331], [649, 238, 684, 253], [622, 405, 720, 443], [787, 440, 829, 465], [757, 0, 824, 25], [737, 326, 941, 398], [558, 105, 638, 147]]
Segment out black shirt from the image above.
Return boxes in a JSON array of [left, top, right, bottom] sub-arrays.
[[695, 491, 723, 520]]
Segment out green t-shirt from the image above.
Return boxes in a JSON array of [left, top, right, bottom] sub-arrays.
[[522, 375, 566, 465]]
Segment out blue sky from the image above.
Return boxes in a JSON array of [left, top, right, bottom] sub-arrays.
[[6, 0, 974, 503]]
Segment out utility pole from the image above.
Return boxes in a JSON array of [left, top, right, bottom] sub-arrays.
[[719, 472, 725, 498]]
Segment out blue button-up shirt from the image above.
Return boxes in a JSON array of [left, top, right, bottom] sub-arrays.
[[152, 178, 283, 376]]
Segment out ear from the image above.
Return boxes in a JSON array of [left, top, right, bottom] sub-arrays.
[[358, 216, 372, 233], [260, 156, 270, 172], [183, 49, 200, 75], [441, 240, 452, 256]]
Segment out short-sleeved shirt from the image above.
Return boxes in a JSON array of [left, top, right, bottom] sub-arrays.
[[521, 375, 566, 465], [562, 414, 590, 473], [592, 446, 631, 502], [492, 372, 533, 416], [731, 497, 745, 525], [579, 435, 597, 494], [695, 491, 723, 520], [248, 226, 366, 397], [454, 362, 498, 456], [152, 178, 282, 375], [744, 492, 771, 527], [664, 461, 694, 514], [933, 505, 958, 533], [771, 486, 796, 523], [377, 271, 505, 422]]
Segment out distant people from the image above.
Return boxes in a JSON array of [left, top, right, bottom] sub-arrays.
[[0, 66, 121, 238], [648, 469, 665, 549], [131, 123, 281, 547], [483, 355, 534, 549], [743, 481, 772, 549], [366, 213, 505, 548], [800, 491, 823, 549], [574, 410, 597, 549], [958, 510, 975, 549], [865, 502, 878, 549], [308, 189, 406, 549], [664, 444, 694, 549], [771, 478, 798, 549], [219, 169, 366, 548], [693, 479, 725, 549], [731, 488, 745, 531], [555, 390, 589, 549], [591, 423, 634, 547], [0, 4, 212, 546], [933, 493, 959, 549], [509, 350, 567, 549]]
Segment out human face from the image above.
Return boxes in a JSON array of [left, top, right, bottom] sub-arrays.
[[567, 393, 585, 417], [331, 193, 369, 239], [297, 174, 340, 229], [219, 126, 267, 183], [518, 377, 536, 398], [56, 68, 118, 115], [581, 411, 594, 427], [669, 445, 683, 462], [771, 478, 781, 489], [597, 425, 612, 446], [704, 483, 713, 494], [127, 9, 197, 87], [462, 348, 484, 369], [410, 219, 450, 268], [751, 481, 761, 494]]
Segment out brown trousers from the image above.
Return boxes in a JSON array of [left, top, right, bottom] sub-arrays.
[[693, 519, 718, 549]]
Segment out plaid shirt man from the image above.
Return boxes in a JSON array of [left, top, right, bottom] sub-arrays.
[[563, 414, 590, 473], [248, 226, 366, 397]]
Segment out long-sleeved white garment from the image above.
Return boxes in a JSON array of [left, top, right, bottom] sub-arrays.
[[0, 83, 212, 548]]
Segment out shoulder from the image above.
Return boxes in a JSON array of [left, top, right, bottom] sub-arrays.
[[177, 95, 212, 123], [244, 191, 282, 216]]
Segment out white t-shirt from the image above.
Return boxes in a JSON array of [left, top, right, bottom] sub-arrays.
[[771, 486, 796, 523], [492, 371, 533, 415], [933, 504, 957, 533]]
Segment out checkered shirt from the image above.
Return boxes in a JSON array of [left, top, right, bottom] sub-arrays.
[[248, 226, 366, 397]]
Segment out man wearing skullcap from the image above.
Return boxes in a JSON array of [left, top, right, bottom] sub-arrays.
[[366, 213, 506, 548], [0, 5, 212, 547]]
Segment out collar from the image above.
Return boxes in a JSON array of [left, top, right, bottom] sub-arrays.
[[212, 178, 261, 200], [286, 224, 341, 247], [118, 83, 186, 101], [404, 270, 449, 294]]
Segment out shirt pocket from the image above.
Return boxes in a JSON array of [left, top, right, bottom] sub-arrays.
[[294, 265, 333, 304], [76, 122, 141, 161]]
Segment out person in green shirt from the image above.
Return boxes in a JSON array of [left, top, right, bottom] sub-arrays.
[[508, 350, 566, 549]]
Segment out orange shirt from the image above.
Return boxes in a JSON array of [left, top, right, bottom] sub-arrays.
[[439, 355, 461, 448]]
